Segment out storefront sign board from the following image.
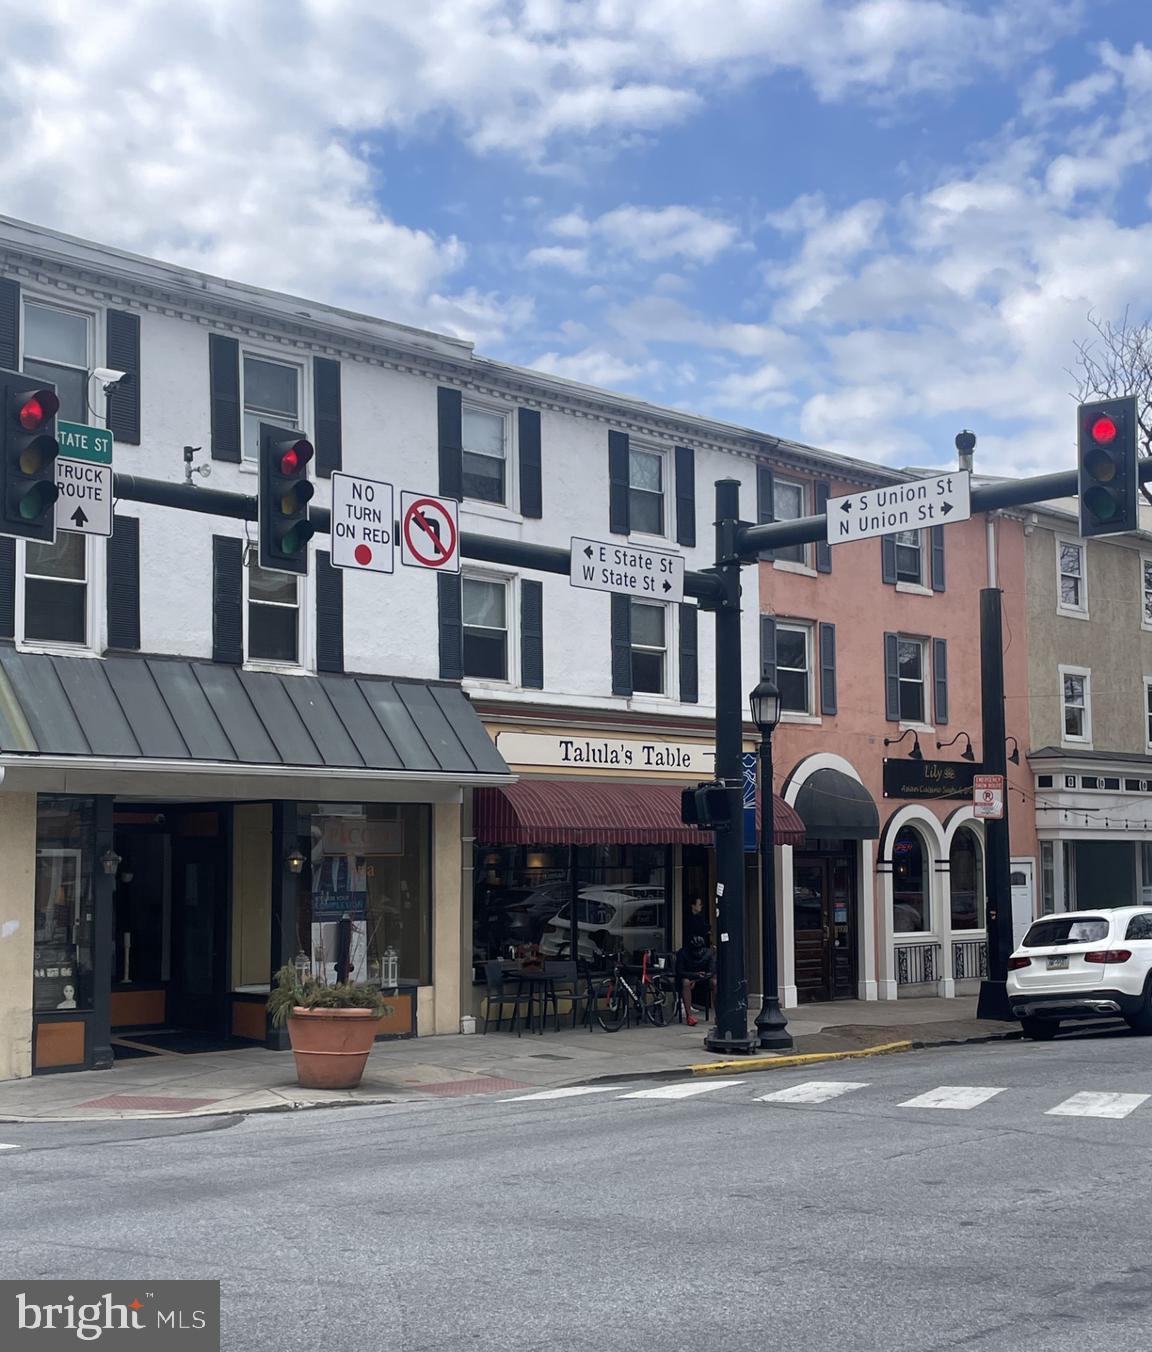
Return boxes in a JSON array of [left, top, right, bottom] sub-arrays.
[[569, 536, 685, 604], [495, 730, 714, 774], [882, 758, 980, 800]]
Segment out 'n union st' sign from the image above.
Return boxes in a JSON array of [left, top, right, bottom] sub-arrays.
[[882, 758, 981, 800]]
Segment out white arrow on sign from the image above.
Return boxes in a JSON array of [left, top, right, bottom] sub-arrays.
[[827, 470, 971, 546]]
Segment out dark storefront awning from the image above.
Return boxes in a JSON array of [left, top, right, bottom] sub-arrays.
[[475, 779, 807, 846], [793, 768, 879, 841], [0, 649, 510, 780]]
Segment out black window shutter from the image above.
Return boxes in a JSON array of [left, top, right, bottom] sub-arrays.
[[438, 572, 463, 680], [209, 334, 242, 463], [518, 408, 542, 519], [884, 632, 900, 721], [679, 603, 699, 703], [313, 358, 342, 478], [437, 387, 463, 500], [756, 464, 775, 560], [0, 535, 14, 640], [212, 536, 244, 664], [106, 515, 140, 651], [105, 310, 141, 445], [933, 638, 949, 725], [0, 278, 18, 370], [819, 622, 837, 715], [815, 482, 832, 573], [316, 549, 344, 674], [610, 592, 632, 695], [520, 579, 544, 688], [608, 431, 630, 535], [881, 533, 897, 584], [674, 446, 696, 547], [931, 525, 946, 592], [760, 615, 777, 683]]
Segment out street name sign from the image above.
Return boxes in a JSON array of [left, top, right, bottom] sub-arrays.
[[973, 773, 1005, 820], [330, 472, 395, 573], [401, 491, 460, 572], [569, 536, 685, 603], [827, 470, 971, 546], [55, 421, 113, 537]]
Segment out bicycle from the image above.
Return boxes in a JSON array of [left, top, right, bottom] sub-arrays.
[[594, 952, 676, 1031]]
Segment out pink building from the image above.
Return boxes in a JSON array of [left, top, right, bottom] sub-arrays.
[[756, 459, 1035, 1007]]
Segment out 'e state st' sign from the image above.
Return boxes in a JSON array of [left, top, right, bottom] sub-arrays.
[[569, 536, 685, 603]]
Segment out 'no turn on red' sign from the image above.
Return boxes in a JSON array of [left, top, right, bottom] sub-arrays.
[[401, 491, 460, 572], [330, 472, 395, 574]]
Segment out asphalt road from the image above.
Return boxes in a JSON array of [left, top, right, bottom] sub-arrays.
[[4, 1029, 1152, 1351]]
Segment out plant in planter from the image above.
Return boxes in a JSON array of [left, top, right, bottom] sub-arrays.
[[268, 965, 393, 1090]]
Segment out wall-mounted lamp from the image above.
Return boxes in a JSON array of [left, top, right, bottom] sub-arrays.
[[937, 731, 976, 762], [884, 729, 924, 761], [286, 847, 307, 875], [100, 848, 122, 877], [1006, 736, 1021, 766]]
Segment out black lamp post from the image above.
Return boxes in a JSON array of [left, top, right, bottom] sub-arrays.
[[750, 677, 793, 1051]]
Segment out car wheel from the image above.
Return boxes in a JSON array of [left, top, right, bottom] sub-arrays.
[[1125, 982, 1152, 1034], [1020, 1017, 1058, 1041]]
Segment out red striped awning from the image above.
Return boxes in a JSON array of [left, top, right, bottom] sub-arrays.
[[474, 780, 806, 847]]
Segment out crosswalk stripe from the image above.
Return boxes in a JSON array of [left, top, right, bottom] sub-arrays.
[[0, 1144, 18, 1150], [1046, 1091, 1150, 1119], [619, 1079, 745, 1100], [503, 1086, 621, 1102], [755, 1080, 869, 1105], [899, 1085, 1005, 1110]]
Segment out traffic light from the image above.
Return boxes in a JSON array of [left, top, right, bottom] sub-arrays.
[[258, 422, 315, 573], [0, 370, 60, 542], [681, 781, 732, 830], [1078, 395, 1138, 538]]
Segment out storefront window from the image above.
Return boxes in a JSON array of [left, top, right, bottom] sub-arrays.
[[892, 826, 928, 933], [296, 804, 432, 986], [474, 844, 670, 977], [34, 796, 97, 1012], [949, 828, 984, 930]]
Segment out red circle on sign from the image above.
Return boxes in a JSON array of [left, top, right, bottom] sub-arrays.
[[403, 497, 458, 568], [354, 544, 372, 566]]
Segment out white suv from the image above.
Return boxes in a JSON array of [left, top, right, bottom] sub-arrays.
[[1007, 906, 1152, 1040]]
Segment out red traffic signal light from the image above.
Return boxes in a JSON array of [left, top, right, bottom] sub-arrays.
[[17, 389, 59, 432], [0, 375, 60, 542], [1078, 396, 1137, 538], [1089, 414, 1117, 446], [278, 437, 314, 476]]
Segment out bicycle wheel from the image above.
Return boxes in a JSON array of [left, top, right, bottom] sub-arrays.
[[595, 976, 629, 1032], [644, 979, 675, 1026]]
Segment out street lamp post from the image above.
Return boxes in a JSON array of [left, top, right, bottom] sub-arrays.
[[750, 677, 793, 1051]]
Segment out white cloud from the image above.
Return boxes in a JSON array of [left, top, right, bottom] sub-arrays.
[[533, 346, 652, 387], [525, 245, 589, 273], [593, 205, 739, 262]]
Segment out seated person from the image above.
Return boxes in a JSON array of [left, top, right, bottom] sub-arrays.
[[675, 933, 716, 1027]]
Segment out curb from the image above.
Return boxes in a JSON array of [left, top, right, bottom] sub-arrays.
[[691, 1039, 913, 1076]]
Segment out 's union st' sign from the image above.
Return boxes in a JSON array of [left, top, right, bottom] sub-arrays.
[[882, 758, 980, 800]]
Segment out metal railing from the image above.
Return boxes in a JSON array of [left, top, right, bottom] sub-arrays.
[[895, 942, 941, 986], [952, 938, 988, 981]]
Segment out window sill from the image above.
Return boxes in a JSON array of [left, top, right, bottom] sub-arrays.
[[627, 530, 671, 549], [243, 661, 314, 678], [780, 712, 822, 726], [895, 581, 933, 597], [17, 641, 98, 659], [462, 676, 517, 693], [773, 560, 816, 578], [1061, 737, 1093, 750], [1056, 607, 1090, 622], [239, 462, 257, 475], [462, 500, 522, 526], [898, 721, 935, 736]]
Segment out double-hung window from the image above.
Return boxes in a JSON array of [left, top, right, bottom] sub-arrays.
[[776, 623, 812, 714], [773, 478, 807, 566], [243, 355, 299, 462], [895, 530, 922, 585], [462, 407, 508, 505], [1060, 667, 1090, 742], [23, 302, 90, 424], [23, 532, 89, 646], [1057, 539, 1087, 616], [1142, 558, 1152, 628], [897, 636, 927, 723], [247, 564, 300, 665], [630, 600, 667, 695], [628, 449, 665, 536], [462, 577, 509, 680]]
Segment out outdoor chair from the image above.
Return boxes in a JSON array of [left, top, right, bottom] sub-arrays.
[[542, 960, 594, 1031], [483, 960, 520, 1032]]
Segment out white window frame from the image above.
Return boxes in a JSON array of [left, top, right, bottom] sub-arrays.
[[630, 598, 672, 699], [460, 400, 516, 517], [627, 445, 667, 541], [1145, 677, 1152, 751], [772, 477, 814, 574], [20, 295, 99, 428], [896, 634, 932, 731], [1141, 555, 1152, 631], [1059, 664, 1092, 746], [240, 349, 306, 467], [243, 554, 311, 673], [16, 532, 103, 656], [776, 620, 818, 721], [1055, 536, 1088, 620], [461, 570, 514, 687]]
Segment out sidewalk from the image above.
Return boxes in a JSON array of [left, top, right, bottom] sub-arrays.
[[0, 998, 1018, 1123]]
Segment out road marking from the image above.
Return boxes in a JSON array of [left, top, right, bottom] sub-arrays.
[[503, 1086, 621, 1102], [899, 1085, 1006, 1110], [619, 1080, 746, 1100], [1046, 1091, 1150, 1120], [0, 1144, 18, 1150], [755, 1080, 869, 1105]]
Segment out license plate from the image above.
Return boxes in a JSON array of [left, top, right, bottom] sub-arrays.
[[1047, 956, 1069, 971]]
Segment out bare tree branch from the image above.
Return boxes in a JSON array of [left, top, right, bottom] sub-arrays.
[[1069, 308, 1152, 454]]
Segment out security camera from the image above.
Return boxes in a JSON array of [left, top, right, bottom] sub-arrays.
[[92, 367, 129, 392]]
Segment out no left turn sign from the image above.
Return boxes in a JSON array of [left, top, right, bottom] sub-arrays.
[[401, 491, 460, 572]]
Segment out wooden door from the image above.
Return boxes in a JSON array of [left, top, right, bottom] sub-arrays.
[[171, 834, 227, 1033], [793, 858, 831, 1003], [829, 856, 856, 999]]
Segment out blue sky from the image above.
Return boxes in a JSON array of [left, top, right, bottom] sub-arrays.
[[3, 0, 1150, 476]]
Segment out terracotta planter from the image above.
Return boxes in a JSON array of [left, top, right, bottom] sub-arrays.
[[286, 1007, 379, 1089]]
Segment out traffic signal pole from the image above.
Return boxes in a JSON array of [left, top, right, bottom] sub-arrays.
[[976, 580, 1014, 1019]]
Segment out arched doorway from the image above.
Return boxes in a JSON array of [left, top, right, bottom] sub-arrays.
[[892, 826, 929, 934], [949, 827, 984, 932]]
